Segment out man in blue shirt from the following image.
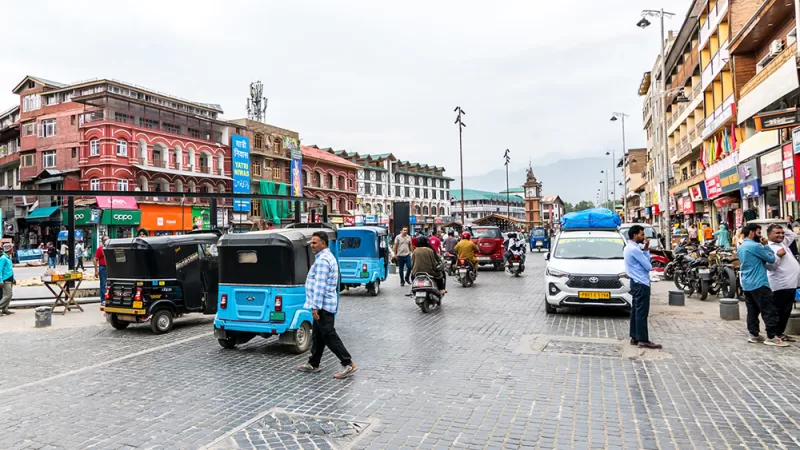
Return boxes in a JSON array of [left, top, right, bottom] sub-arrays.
[[0, 244, 15, 315], [296, 231, 358, 379], [624, 225, 661, 349], [738, 223, 788, 347]]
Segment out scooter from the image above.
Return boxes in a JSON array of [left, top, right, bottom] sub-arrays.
[[411, 273, 442, 313], [456, 258, 476, 287], [506, 253, 525, 277]]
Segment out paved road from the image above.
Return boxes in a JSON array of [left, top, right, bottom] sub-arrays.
[[1, 253, 800, 449]]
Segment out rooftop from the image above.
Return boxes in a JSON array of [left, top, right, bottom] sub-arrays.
[[301, 145, 360, 169], [450, 189, 524, 203]]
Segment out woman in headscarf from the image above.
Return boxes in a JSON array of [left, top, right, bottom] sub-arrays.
[[712, 224, 731, 249], [410, 236, 446, 295]]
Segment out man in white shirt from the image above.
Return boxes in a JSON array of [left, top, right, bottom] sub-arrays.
[[766, 224, 798, 342]]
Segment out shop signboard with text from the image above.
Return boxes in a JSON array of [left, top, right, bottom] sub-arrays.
[[793, 126, 800, 154], [784, 143, 796, 202], [100, 210, 142, 226], [738, 159, 762, 199], [759, 148, 784, 186], [719, 167, 739, 193], [286, 137, 302, 197], [705, 175, 722, 198], [231, 134, 251, 212], [688, 183, 706, 202], [681, 196, 695, 214], [95, 196, 138, 210]]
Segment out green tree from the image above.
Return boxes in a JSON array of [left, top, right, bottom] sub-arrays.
[[563, 202, 574, 213], [572, 200, 595, 212]]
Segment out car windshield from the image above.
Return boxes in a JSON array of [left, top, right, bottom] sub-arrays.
[[532, 229, 546, 236], [554, 235, 626, 259], [471, 228, 501, 239], [619, 227, 656, 239]]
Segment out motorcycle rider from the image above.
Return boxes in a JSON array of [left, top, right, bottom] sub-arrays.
[[410, 236, 446, 295], [454, 232, 480, 277], [503, 232, 526, 268]]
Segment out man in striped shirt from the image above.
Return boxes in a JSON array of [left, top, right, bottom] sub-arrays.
[[296, 231, 357, 379]]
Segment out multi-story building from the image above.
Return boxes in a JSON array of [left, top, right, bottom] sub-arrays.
[[540, 196, 565, 226], [623, 148, 648, 221], [0, 105, 21, 236], [300, 145, 358, 227], [450, 189, 525, 226], [228, 118, 299, 224]]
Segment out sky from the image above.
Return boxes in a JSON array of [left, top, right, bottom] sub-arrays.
[[1, 0, 691, 183]]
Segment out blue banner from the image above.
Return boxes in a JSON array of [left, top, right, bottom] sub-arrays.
[[291, 154, 303, 198], [231, 134, 251, 212]]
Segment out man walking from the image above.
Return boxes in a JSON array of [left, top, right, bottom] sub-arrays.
[[296, 231, 357, 379], [393, 227, 412, 286], [765, 224, 798, 342], [0, 244, 15, 315], [624, 225, 661, 349], [94, 235, 109, 306], [739, 223, 788, 347]]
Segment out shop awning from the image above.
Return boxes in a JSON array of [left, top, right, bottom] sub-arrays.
[[26, 206, 60, 221]]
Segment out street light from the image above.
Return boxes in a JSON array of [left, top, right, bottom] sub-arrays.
[[600, 170, 609, 205], [610, 112, 628, 220], [503, 149, 511, 222], [454, 106, 466, 226], [639, 8, 675, 250]]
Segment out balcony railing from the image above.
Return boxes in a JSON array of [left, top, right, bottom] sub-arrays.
[[701, 94, 735, 140], [78, 110, 225, 145], [152, 157, 165, 168], [701, 40, 730, 91], [199, 165, 210, 174], [740, 42, 797, 99], [699, 0, 729, 49]]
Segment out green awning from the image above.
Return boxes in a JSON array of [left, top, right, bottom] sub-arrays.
[[26, 206, 60, 221]]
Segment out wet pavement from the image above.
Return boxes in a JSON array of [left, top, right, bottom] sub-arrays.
[[1, 253, 800, 449]]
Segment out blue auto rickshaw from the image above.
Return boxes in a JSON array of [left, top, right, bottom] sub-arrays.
[[338, 226, 389, 296], [213, 225, 338, 352], [529, 227, 550, 252]]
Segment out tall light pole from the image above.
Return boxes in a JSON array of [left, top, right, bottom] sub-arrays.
[[639, 8, 675, 249], [503, 149, 511, 222], [454, 107, 467, 226], [601, 171, 609, 206], [610, 111, 628, 219]]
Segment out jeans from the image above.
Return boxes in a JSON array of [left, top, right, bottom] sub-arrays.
[[0, 281, 12, 312], [629, 281, 651, 342], [744, 286, 780, 339], [772, 288, 796, 337], [76, 256, 84, 271], [48, 257, 57, 268], [503, 251, 526, 265], [308, 309, 352, 368], [397, 255, 412, 284], [98, 266, 107, 306]]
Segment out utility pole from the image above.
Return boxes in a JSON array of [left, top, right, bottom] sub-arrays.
[[610, 112, 628, 219], [454, 107, 467, 226], [504, 149, 511, 222]]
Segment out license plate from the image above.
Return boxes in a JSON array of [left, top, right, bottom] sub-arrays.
[[536, 242, 542, 247], [698, 269, 710, 274], [360, 272, 369, 278], [269, 311, 285, 322], [578, 291, 610, 299], [459, 269, 467, 274], [479, 257, 491, 262], [415, 292, 426, 298]]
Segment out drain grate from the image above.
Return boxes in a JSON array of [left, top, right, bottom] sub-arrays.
[[542, 339, 623, 357]]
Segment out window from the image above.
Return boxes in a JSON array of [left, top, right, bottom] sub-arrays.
[[117, 179, 128, 191], [39, 119, 56, 138], [139, 118, 159, 129], [90, 179, 100, 190], [22, 94, 41, 112], [405, 187, 410, 197], [415, 187, 420, 198], [70, 115, 76, 126], [254, 133, 263, 149], [273, 167, 281, 180], [116, 140, 128, 156], [237, 251, 258, 264], [22, 123, 35, 136], [22, 153, 35, 167], [46, 95, 58, 106], [114, 112, 131, 123], [162, 122, 181, 135], [253, 161, 262, 176], [395, 186, 400, 197], [90, 140, 100, 156], [42, 150, 56, 168]]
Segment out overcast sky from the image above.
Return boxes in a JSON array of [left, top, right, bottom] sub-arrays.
[[2, 0, 690, 180]]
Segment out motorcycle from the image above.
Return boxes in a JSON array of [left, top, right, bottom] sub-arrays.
[[650, 250, 672, 279], [506, 253, 525, 277], [456, 258, 476, 287], [704, 244, 738, 299], [674, 240, 714, 300], [411, 273, 442, 313], [444, 252, 458, 276]]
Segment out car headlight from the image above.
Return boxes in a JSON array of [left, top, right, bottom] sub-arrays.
[[546, 267, 569, 278]]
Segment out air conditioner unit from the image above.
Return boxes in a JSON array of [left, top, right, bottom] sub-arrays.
[[770, 40, 783, 56]]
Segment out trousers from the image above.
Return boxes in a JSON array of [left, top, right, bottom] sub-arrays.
[[308, 309, 352, 368], [397, 255, 412, 284], [0, 281, 12, 312], [744, 286, 780, 339], [629, 281, 651, 342], [772, 288, 796, 337]]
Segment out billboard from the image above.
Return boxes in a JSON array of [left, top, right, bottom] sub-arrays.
[[232, 134, 251, 212], [285, 137, 302, 197]]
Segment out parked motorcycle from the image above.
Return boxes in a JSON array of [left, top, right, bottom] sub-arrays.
[[704, 245, 738, 299], [506, 253, 525, 277], [673, 240, 713, 299], [411, 273, 443, 313], [650, 250, 672, 279], [456, 258, 476, 287]]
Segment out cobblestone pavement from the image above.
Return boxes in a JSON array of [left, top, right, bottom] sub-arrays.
[[2, 253, 800, 449]]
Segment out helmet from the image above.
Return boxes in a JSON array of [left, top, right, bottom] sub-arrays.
[[461, 232, 471, 240]]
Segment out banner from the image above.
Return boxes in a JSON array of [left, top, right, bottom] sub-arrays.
[[232, 134, 251, 212]]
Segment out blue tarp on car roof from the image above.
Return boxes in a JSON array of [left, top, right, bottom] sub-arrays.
[[560, 208, 621, 229]]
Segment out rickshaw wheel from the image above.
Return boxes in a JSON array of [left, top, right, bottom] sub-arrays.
[[108, 314, 129, 330], [287, 321, 312, 354], [150, 309, 174, 334], [367, 280, 381, 296], [218, 337, 238, 349]]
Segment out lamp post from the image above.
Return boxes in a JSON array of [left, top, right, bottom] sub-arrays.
[[638, 8, 675, 249], [504, 149, 511, 222], [454, 107, 466, 226], [610, 112, 628, 219], [601, 170, 609, 206]]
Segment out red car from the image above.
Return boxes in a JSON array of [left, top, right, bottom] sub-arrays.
[[470, 226, 505, 270]]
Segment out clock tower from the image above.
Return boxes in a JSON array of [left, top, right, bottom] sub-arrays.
[[523, 164, 542, 228]]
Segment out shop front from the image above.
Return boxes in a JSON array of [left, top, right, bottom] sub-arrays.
[[759, 148, 784, 219], [101, 209, 142, 239], [61, 208, 101, 252], [739, 158, 762, 222], [139, 204, 195, 236], [23, 206, 61, 248]]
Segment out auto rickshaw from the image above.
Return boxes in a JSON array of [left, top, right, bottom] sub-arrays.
[[529, 226, 550, 252], [213, 224, 338, 353], [338, 226, 389, 296], [102, 232, 221, 334]]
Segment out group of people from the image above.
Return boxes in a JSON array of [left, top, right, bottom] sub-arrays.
[[43, 241, 89, 270]]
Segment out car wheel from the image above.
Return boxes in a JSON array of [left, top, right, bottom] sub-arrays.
[[544, 298, 557, 314], [150, 309, 174, 334], [287, 321, 312, 354], [367, 279, 380, 296], [108, 313, 129, 330]]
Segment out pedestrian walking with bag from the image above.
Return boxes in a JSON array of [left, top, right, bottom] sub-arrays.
[[94, 236, 109, 306], [624, 225, 661, 349], [765, 224, 798, 342], [738, 223, 789, 347], [0, 244, 15, 315], [75, 241, 85, 271], [296, 231, 357, 379]]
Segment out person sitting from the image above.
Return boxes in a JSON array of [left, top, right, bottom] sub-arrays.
[[410, 236, 446, 295], [454, 232, 480, 274], [503, 232, 526, 267]]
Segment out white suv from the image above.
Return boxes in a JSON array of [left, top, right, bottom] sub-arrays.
[[544, 228, 631, 313]]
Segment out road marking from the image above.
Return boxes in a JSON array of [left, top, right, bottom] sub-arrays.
[[0, 333, 207, 396]]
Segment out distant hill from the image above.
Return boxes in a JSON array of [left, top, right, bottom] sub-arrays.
[[455, 157, 623, 204]]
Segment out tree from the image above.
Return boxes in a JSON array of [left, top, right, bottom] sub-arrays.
[[563, 202, 574, 213], [570, 200, 595, 212]]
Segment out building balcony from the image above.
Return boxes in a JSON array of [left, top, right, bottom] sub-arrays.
[[670, 172, 706, 195], [701, 94, 736, 140], [701, 40, 730, 91], [79, 109, 225, 146], [737, 42, 799, 122], [699, 0, 728, 50]]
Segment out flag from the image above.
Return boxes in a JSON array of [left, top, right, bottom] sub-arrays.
[[716, 132, 723, 160], [723, 127, 730, 155], [731, 123, 737, 152], [700, 140, 707, 168]]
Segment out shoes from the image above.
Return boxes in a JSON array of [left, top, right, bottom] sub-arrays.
[[637, 341, 662, 349], [630, 338, 639, 346], [334, 364, 357, 379], [296, 363, 320, 373], [1, 310, 14, 315], [779, 334, 796, 342], [747, 334, 766, 343], [763, 337, 790, 347]]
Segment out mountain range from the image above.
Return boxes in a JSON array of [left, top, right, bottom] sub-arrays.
[[455, 157, 624, 204]]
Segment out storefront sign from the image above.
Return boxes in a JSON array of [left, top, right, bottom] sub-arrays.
[[755, 107, 799, 131], [653, 204, 661, 215], [409, 215, 417, 224], [759, 148, 784, 186], [719, 167, 740, 193], [688, 183, 706, 202], [739, 159, 762, 198], [191, 206, 211, 230], [669, 196, 677, 213], [95, 196, 138, 210], [713, 196, 739, 208], [738, 130, 780, 161], [286, 137, 302, 198], [231, 134, 251, 213], [365, 215, 377, 224], [61, 208, 101, 226], [344, 215, 355, 226], [793, 126, 800, 154], [100, 209, 142, 226], [705, 175, 722, 199], [434, 218, 443, 224], [330, 216, 343, 224], [139, 205, 195, 231], [681, 197, 695, 214], [785, 167, 796, 202]]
